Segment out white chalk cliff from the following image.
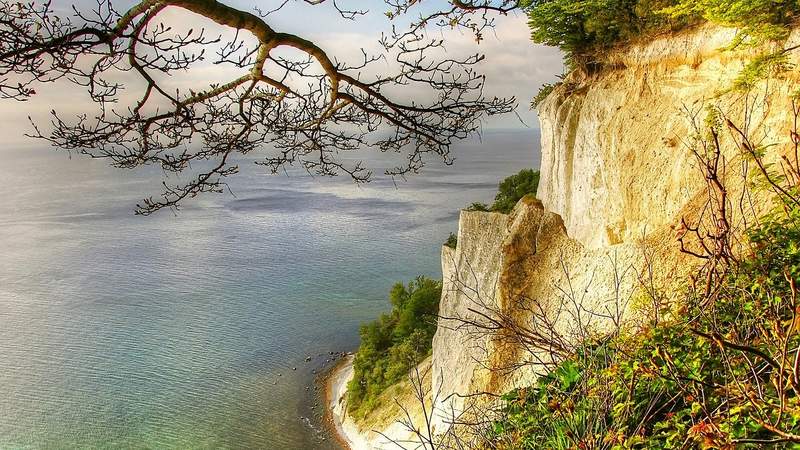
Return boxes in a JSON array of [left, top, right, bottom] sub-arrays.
[[334, 24, 800, 447]]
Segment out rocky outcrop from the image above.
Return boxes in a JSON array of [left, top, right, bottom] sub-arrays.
[[431, 198, 643, 432]]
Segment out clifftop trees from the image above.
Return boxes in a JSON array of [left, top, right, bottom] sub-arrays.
[[521, 0, 800, 60], [0, 0, 525, 213]]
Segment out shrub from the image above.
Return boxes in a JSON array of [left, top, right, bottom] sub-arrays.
[[460, 169, 540, 215], [466, 202, 491, 212], [532, 83, 558, 109], [347, 276, 442, 419], [490, 169, 540, 214], [520, 0, 799, 60], [444, 232, 458, 249]]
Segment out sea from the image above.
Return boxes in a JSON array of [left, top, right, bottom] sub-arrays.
[[0, 129, 540, 449]]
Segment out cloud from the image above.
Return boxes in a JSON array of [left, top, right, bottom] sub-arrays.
[[308, 14, 563, 126]]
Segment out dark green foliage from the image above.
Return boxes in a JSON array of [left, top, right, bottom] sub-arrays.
[[520, 0, 800, 60], [490, 169, 540, 214], [460, 169, 540, 215], [466, 202, 492, 212], [520, 0, 682, 57], [444, 232, 458, 249], [347, 277, 442, 419], [486, 207, 800, 448], [532, 83, 558, 109]]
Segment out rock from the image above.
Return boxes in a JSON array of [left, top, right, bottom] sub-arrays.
[[537, 24, 796, 248]]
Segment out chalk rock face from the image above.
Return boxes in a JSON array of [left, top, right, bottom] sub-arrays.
[[537, 25, 800, 248], [431, 198, 641, 431], [432, 211, 508, 431], [430, 24, 800, 434]]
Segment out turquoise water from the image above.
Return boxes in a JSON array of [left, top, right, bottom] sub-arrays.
[[0, 130, 539, 449]]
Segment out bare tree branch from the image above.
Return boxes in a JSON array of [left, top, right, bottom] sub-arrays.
[[0, 0, 518, 213]]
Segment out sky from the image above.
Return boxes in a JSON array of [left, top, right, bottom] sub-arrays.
[[0, 0, 564, 148]]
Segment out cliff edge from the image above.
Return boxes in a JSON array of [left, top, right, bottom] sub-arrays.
[[333, 23, 800, 448]]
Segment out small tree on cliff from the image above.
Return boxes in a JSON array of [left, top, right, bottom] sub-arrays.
[[491, 168, 539, 213], [0, 0, 525, 214]]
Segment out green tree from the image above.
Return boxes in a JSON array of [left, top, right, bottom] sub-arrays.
[[520, 0, 676, 56], [520, 0, 798, 60], [347, 276, 442, 418], [394, 278, 441, 339], [491, 169, 541, 213], [444, 232, 458, 249]]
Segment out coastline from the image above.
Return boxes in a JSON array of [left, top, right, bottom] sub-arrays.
[[321, 353, 431, 450], [322, 354, 364, 450]]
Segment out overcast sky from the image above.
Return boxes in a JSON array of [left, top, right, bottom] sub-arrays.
[[0, 1, 564, 148]]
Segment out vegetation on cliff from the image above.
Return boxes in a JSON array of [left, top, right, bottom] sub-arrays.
[[466, 169, 541, 214], [477, 93, 800, 448], [486, 205, 800, 448], [444, 169, 540, 249], [445, 232, 459, 250], [491, 169, 542, 214], [347, 277, 442, 420], [433, 5, 800, 449], [522, 0, 799, 59]]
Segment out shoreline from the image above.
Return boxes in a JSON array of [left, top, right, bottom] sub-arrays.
[[321, 354, 356, 450]]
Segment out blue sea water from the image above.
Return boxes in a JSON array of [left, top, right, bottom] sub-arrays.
[[0, 130, 540, 449]]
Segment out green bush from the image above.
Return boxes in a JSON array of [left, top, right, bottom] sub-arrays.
[[520, 0, 799, 60], [466, 202, 491, 212], [490, 169, 540, 214], [532, 83, 558, 109], [444, 232, 458, 249], [459, 169, 540, 216], [347, 276, 442, 419]]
